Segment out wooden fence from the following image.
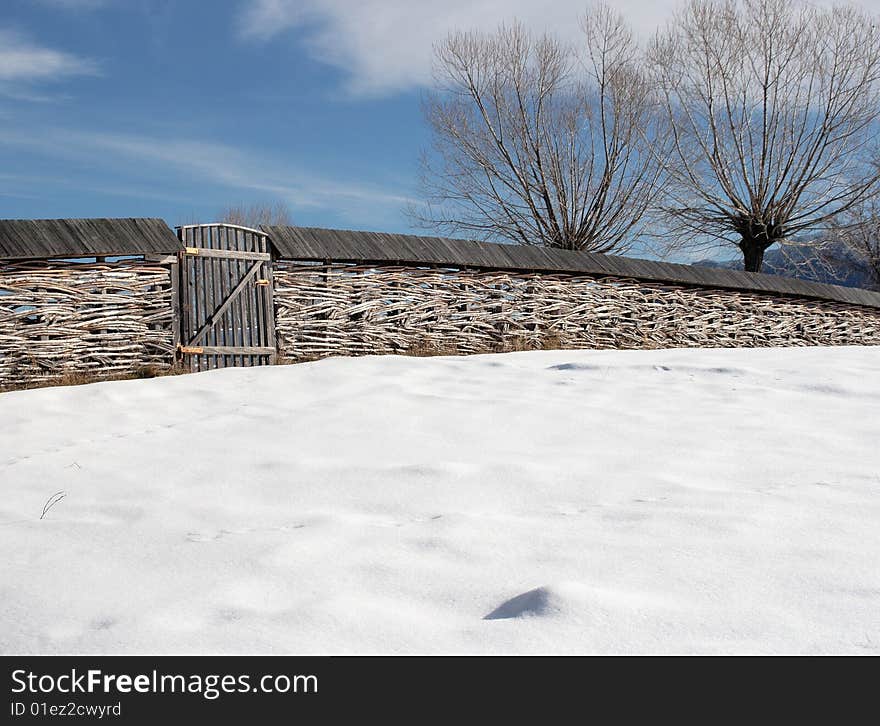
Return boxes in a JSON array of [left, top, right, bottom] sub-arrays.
[[0, 259, 174, 388], [2, 222, 880, 389], [273, 261, 880, 360]]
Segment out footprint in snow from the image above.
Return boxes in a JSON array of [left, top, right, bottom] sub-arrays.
[[186, 523, 305, 542]]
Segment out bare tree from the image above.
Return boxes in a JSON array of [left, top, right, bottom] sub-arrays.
[[829, 199, 880, 290], [412, 5, 667, 254], [218, 201, 293, 229], [649, 0, 880, 272]]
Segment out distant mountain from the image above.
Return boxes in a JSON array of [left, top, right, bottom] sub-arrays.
[[695, 241, 875, 290]]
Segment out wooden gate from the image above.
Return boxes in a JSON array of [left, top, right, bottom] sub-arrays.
[[175, 223, 276, 371]]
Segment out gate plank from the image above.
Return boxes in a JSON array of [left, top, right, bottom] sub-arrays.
[[209, 225, 223, 369], [242, 230, 254, 366], [188, 259, 263, 346], [183, 247, 270, 261], [174, 223, 279, 371], [180, 345, 276, 355], [195, 226, 208, 371], [231, 230, 244, 367], [218, 225, 230, 368], [263, 253, 276, 364]]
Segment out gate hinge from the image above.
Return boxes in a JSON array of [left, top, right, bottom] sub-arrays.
[[178, 345, 204, 355], [184, 247, 200, 255], [256, 279, 270, 286]]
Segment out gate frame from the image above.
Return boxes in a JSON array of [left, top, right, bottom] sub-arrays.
[[174, 222, 277, 371]]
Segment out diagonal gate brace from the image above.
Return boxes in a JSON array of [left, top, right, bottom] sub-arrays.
[[186, 259, 263, 347]]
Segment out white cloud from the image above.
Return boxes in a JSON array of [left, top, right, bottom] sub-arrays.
[[238, 0, 678, 96], [0, 30, 98, 83], [78, 131, 415, 209], [238, 0, 880, 97], [0, 126, 416, 218]]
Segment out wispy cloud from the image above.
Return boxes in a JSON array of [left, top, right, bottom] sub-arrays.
[[0, 125, 416, 219], [0, 29, 99, 83], [237, 0, 879, 97], [0, 171, 195, 205], [78, 131, 416, 209], [32, 0, 108, 9], [236, 0, 679, 97]]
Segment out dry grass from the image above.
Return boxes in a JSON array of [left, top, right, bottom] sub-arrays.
[[1, 333, 586, 392], [402, 339, 462, 357], [279, 332, 570, 364], [491, 332, 565, 353], [0, 364, 186, 394]]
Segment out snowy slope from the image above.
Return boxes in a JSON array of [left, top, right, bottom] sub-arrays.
[[1, 346, 879, 654]]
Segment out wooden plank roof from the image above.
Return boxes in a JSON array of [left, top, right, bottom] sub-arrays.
[[264, 225, 880, 310], [0, 218, 182, 259]]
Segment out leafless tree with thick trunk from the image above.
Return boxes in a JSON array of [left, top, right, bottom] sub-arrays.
[[219, 201, 293, 229], [412, 5, 667, 254], [649, 0, 880, 272]]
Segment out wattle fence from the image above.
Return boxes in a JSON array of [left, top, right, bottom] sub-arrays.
[[1, 219, 879, 389], [267, 225, 880, 360], [0, 259, 173, 386], [272, 262, 880, 360]]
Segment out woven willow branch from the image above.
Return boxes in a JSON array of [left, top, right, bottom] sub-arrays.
[[3, 258, 878, 389], [274, 263, 880, 360], [0, 260, 174, 387]]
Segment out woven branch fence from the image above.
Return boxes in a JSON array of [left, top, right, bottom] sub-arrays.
[[3, 254, 880, 390], [0, 260, 174, 388], [273, 262, 880, 360]]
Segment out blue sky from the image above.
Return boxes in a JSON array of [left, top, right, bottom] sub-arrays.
[[0, 0, 431, 230], [1, 0, 875, 235]]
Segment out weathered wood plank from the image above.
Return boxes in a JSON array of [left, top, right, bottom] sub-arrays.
[[180, 345, 276, 355], [187, 260, 262, 347], [170, 257, 181, 354], [271, 261, 880, 364], [183, 247, 271, 261], [0, 218, 181, 260], [263, 225, 880, 310]]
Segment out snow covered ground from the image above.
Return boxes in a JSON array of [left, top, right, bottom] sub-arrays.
[[1, 346, 879, 654]]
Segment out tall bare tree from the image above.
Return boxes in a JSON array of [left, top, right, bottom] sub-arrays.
[[413, 5, 667, 254], [218, 200, 293, 229], [650, 0, 880, 272]]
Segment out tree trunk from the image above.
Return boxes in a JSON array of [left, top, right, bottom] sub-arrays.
[[740, 240, 767, 273]]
